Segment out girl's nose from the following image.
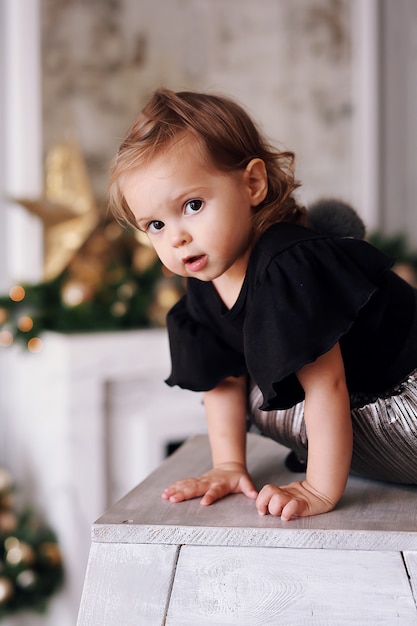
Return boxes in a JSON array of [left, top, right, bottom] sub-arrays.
[[171, 228, 191, 247]]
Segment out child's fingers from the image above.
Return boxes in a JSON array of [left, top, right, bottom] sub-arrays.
[[281, 498, 302, 521], [200, 482, 231, 506], [239, 475, 258, 499], [256, 482, 335, 519], [161, 477, 209, 502], [162, 470, 258, 506], [256, 484, 301, 518], [256, 484, 281, 515], [199, 476, 258, 505]]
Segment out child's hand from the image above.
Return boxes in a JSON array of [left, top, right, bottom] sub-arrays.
[[256, 480, 336, 521], [162, 462, 258, 505]]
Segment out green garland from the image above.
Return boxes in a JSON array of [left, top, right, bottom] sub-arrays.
[[0, 256, 183, 351], [368, 231, 417, 268], [0, 469, 64, 617], [0, 215, 185, 350]]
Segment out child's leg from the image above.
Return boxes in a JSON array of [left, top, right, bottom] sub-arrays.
[[249, 372, 417, 485], [248, 382, 308, 463], [350, 371, 417, 484]]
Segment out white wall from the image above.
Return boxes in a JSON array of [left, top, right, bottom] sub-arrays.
[[41, 0, 355, 207], [380, 0, 417, 244], [350, 0, 380, 232], [0, 0, 43, 289]]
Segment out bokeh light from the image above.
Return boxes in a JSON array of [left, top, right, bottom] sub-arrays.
[[17, 316, 34, 332], [27, 338, 43, 353], [9, 286, 25, 302], [0, 331, 13, 347]]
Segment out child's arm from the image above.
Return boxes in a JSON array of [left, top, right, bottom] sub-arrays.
[[162, 375, 258, 504], [256, 342, 352, 520]]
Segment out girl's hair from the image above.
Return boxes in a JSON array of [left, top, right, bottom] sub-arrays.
[[109, 88, 305, 237]]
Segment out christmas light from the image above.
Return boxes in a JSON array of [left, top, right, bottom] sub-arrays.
[[111, 301, 127, 317], [17, 317, 34, 332], [61, 280, 87, 307], [117, 282, 136, 299], [0, 578, 13, 604], [0, 215, 185, 350], [0, 466, 63, 616], [8, 286, 25, 302], [0, 331, 13, 347], [16, 570, 36, 590], [27, 338, 43, 353]]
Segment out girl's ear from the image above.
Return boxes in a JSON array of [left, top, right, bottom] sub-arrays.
[[244, 158, 268, 206]]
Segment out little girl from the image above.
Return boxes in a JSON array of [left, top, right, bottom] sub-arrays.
[[109, 88, 417, 521]]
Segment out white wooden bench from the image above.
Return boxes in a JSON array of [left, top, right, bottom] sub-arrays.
[[77, 433, 417, 625]]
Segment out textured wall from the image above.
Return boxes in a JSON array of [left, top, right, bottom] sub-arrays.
[[41, 0, 353, 207]]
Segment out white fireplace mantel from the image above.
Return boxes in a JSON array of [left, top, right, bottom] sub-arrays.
[[0, 328, 206, 626]]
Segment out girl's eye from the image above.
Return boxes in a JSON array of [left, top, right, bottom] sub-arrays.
[[147, 220, 165, 234], [184, 199, 203, 215]]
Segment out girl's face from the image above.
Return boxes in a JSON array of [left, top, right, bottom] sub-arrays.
[[122, 134, 267, 289]]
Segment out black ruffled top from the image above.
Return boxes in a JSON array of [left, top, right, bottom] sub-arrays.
[[165, 223, 417, 410]]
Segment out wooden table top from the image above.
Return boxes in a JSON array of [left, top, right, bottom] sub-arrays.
[[78, 433, 417, 625]]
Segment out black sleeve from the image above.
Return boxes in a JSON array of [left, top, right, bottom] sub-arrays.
[[165, 295, 247, 391], [244, 236, 394, 409]]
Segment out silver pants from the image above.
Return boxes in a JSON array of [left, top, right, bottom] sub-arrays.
[[249, 370, 417, 484]]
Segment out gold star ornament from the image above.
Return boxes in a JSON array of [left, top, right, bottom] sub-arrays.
[[14, 142, 98, 281]]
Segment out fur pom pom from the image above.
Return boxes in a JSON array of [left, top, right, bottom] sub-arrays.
[[307, 199, 366, 240]]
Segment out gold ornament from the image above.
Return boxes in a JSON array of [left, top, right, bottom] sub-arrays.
[[0, 468, 13, 492], [39, 542, 62, 567], [59, 214, 158, 308], [0, 511, 18, 533], [0, 577, 14, 604], [16, 569, 37, 590], [0, 491, 14, 510], [133, 230, 158, 272], [14, 142, 98, 281], [110, 301, 127, 317], [394, 262, 417, 287], [5, 538, 35, 566], [61, 279, 92, 307], [148, 279, 184, 327], [117, 282, 136, 300]]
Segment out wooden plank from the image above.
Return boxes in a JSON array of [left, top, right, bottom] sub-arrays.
[[92, 434, 417, 551], [76, 542, 179, 626], [404, 551, 417, 609], [167, 546, 417, 625]]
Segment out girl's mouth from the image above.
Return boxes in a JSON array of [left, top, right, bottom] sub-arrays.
[[183, 254, 207, 272]]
